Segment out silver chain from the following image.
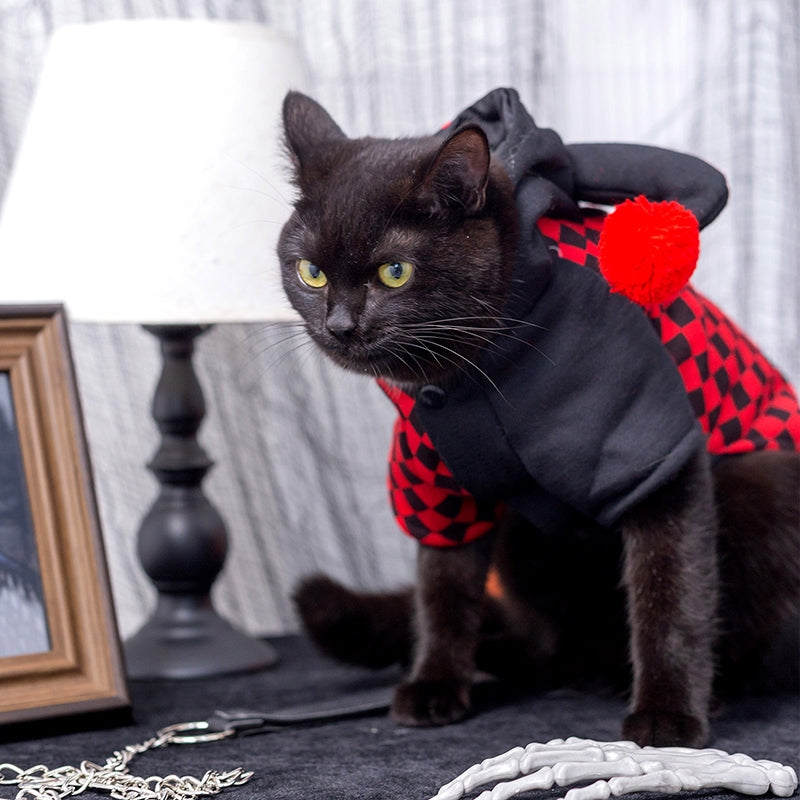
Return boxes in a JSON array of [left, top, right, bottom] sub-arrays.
[[0, 721, 253, 800]]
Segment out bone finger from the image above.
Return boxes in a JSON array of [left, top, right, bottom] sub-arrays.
[[473, 767, 556, 800], [553, 756, 642, 786], [561, 779, 613, 800], [431, 750, 528, 800], [559, 738, 637, 751], [680, 764, 772, 795], [429, 773, 477, 800], [431, 765, 484, 800], [461, 756, 527, 794], [764, 764, 798, 797], [520, 746, 605, 773], [608, 769, 684, 795]]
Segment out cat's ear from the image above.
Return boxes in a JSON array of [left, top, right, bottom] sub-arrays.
[[282, 91, 347, 173], [418, 125, 490, 216]]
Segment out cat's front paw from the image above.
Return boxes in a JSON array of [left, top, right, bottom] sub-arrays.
[[622, 710, 709, 748], [391, 679, 471, 727]]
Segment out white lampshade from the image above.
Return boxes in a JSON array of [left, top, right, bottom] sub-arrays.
[[0, 20, 303, 323]]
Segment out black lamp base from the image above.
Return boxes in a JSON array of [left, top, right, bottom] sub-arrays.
[[124, 594, 277, 679], [124, 323, 277, 680]]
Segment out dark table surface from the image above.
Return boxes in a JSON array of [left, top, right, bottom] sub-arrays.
[[2, 635, 798, 800]]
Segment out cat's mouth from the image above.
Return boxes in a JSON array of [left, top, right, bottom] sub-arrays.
[[314, 326, 483, 385], [316, 333, 417, 381]]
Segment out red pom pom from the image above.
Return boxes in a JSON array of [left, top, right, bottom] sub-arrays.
[[598, 195, 700, 306]]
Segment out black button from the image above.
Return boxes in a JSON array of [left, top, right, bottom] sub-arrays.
[[418, 385, 446, 409]]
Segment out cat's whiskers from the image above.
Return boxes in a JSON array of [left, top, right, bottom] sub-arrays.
[[394, 330, 509, 403], [414, 313, 547, 332], [242, 319, 308, 352], [407, 324, 500, 357], [394, 321, 499, 367], [430, 343, 508, 403], [243, 322, 317, 373], [398, 338, 472, 384], [381, 341, 434, 384], [263, 337, 316, 374], [398, 315, 556, 367], [382, 328, 470, 383], [442, 326, 555, 367]]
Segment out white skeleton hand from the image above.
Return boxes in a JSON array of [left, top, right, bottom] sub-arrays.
[[429, 737, 798, 800]]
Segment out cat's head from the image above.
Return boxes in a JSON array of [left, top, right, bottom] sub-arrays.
[[277, 91, 518, 388]]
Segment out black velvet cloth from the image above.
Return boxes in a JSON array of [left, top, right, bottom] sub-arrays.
[[2, 635, 798, 800]]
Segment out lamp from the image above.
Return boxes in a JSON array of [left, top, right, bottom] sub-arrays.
[[0, 20, 304, 678]]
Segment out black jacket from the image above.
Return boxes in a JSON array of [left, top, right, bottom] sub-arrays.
[[396, 88, 728, 535]]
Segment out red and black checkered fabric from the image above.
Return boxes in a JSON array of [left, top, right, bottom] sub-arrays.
[[378, 380, 502, 547], [538, 213, 800, 455], [652, 289, 800, 453], [380, 213, 800, 546], [537, 213, 605, 269]]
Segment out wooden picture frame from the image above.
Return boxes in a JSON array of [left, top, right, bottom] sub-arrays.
[[0, 305, 129, 726]]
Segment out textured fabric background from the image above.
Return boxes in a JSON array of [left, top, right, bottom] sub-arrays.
[[0, 0, 797, 639]]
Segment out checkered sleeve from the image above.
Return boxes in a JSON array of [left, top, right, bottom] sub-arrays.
[[537, 212, 800, 455], [651, 288, 800, 454], [378, 381, 502, 547]]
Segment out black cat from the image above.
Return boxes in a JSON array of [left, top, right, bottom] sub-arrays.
[[277, 88, 800, 748]]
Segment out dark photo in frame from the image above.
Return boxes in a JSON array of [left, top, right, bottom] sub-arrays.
[[0, 305, 129, 728], [0, 369, 51, 658]]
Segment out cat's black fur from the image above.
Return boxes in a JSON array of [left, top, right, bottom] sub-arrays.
[[278, 91, 800, 747]]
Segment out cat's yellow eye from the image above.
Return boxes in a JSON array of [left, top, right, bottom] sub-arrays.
[[297, 259, 328, 288], [377, 260, 414, 288]]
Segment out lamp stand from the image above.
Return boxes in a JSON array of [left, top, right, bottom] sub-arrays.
[[124, 323, 277, 679]]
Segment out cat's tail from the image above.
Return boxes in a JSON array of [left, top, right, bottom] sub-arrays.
[[293, 574, 414, 669], [292, 571, 543, 681]]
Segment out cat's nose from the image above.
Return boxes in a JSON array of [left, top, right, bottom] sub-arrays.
[[326, 304, 357, 339]]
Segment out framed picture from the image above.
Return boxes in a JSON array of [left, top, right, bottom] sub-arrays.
[[0, 305, 129, 727]]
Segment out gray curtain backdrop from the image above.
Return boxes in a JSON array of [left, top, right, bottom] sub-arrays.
[[1, 0, 797, 639]]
